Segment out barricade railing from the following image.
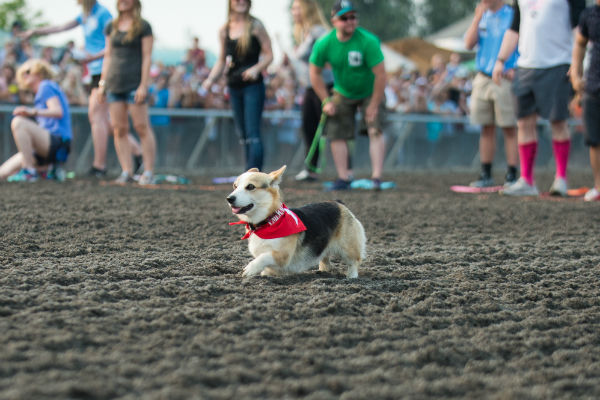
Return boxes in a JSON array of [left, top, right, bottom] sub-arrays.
[[0, 104, 587, 175]]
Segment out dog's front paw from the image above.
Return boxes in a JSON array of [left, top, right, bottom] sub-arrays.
[[243, 262, 263, 277]]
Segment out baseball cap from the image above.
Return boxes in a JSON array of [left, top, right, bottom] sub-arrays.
[[331, 0, 356, 17]]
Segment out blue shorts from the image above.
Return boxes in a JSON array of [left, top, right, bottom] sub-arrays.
[[106, 89, 145, 104], [35, 134, 71, 165]]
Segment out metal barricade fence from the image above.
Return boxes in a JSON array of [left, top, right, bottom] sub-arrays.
[[0, 104, 588, 175]]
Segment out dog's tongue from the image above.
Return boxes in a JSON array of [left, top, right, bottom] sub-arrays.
[[231, 206, 241, 214]]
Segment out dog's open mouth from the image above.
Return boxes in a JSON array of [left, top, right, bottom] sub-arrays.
[[231, 203, 254, 214]]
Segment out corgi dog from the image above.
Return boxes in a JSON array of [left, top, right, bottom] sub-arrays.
[[227, 166, 366, 278]]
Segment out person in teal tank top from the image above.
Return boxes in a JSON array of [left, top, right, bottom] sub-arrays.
[[309, 0, 387, 191]]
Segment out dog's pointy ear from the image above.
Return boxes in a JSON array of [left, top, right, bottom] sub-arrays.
[[268, 165, 287, 187], [246, 168, 259, 173]]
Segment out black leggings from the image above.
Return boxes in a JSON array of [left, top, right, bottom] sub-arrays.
[[301, 87, 323, 171]]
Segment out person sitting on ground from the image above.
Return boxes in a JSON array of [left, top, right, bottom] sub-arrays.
[[0, 59, 72, 182]]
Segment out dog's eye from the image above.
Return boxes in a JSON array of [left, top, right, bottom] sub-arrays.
[[233, 183, 237, 189], [245, 184, 255, 190]]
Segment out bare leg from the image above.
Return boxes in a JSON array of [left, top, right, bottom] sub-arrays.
[[501, 126, 518, 166], [128, 134, 142, 157], [590, 146, 600, 189], [331, 139, 351, 180], [517, 114, 538, 144], [0, 153, 24, 179], [129, 103, 156, 172], [368, 130, 385, 180], [550, 120, 569, 141], [109, 102, 133, 174], [479, 125, 496, 164], [10, 116, 50, 169], [89, 88, 111, 170]]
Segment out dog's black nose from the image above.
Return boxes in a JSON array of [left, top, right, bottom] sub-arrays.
[[226, 196, 235, 204]]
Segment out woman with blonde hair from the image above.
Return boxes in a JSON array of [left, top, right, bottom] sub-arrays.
[[0, 59, 72, 182], [98, 0, 156, 184], [22, 0, 142, 178], [201, 0, 273, 171], [289, 0, 333, 181]]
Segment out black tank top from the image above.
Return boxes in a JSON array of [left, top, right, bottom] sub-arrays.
[[225, 25, 262, 88]]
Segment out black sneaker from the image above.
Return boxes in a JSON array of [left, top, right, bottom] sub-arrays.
[[88, 166, 107, 178], [327, 178, 352, 191], [134, 155, 143, 175], [372, 178, 382, 191], [504, 171, 517, 187]]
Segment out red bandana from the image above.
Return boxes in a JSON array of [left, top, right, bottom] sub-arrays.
[[229, 203, 307, 240]]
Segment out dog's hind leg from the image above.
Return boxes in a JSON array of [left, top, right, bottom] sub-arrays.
[[318, 255, 331, 272], [340, 225, 366, 279]]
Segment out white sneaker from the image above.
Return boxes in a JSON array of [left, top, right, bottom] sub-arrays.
[[138, 171, 154, 185], [584, 187, 600, 202], [294, 169, 317, 182], [500, 177, 539, 196], [548, 177, 568, 197]]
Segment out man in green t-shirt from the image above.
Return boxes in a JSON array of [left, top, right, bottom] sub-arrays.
[[309, 0, 386, 190]]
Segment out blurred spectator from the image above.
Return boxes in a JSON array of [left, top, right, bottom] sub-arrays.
[[148, 72, 170, 125], [60, 65, 88, 106], [0, 64, 20, 104], [428, 53, 446, 85], [10, 21, 29, 64]]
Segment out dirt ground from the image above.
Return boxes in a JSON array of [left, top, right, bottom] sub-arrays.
[[1, 171, 599, 400]]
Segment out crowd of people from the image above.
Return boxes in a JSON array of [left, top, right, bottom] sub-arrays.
[[0, 15, 474, 117], [0, 0, 598, 200]]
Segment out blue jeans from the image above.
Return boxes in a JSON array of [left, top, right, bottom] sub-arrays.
[[228, 81, 265, 170]]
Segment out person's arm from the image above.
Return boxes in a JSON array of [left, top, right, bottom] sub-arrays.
[[81, 49, 106, 64], [365, 62, 386, 124], [492, 30, 519, 85], [242, 19, 273, 81], [21, 19, 79, 39], [13, 96, 64, 119], [201, 26, 227, 91], [97, 34, 112, 102], [571, 28, 588, 93], [464, 2, 486, 51], [135, 34, 154, 104], [310, 63, 335, 116]]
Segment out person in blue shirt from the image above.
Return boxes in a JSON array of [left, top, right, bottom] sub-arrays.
[[0, 59, 72, 182], [464, 0, 519, 188], [22, 0, 141, 178]]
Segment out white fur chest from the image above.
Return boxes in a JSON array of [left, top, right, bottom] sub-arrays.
[[247, 235, 285, 257]]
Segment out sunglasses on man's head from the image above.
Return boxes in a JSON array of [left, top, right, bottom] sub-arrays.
[[339, 14, 357, 22]]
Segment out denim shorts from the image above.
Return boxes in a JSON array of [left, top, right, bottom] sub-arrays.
[[106, 89, 144, 104]]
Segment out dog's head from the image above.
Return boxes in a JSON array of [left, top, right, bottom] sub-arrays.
[[226, 165, 286, 224]]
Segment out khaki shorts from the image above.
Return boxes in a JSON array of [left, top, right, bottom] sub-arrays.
[[324, 91, 386, 140], [470, 73, 517, 128]]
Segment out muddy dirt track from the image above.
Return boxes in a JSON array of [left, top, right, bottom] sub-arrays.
[[1, 171, 599, 399]]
